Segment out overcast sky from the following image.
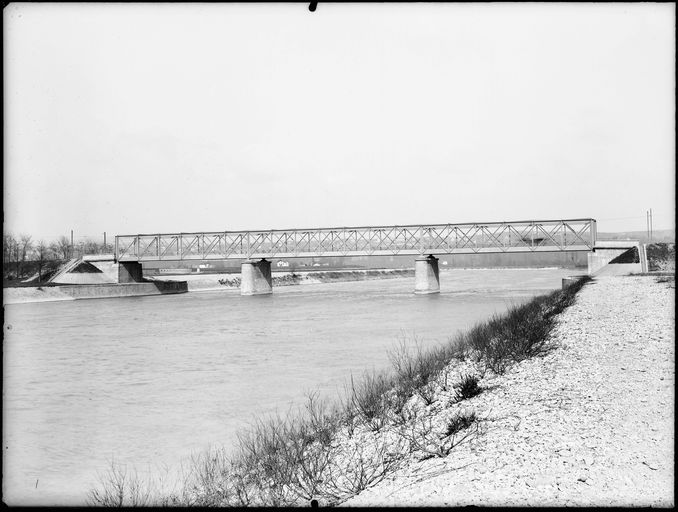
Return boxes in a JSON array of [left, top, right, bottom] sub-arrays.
[[4, 3, 675, 242]]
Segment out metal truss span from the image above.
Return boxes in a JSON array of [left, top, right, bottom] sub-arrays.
[[115, 218, 597, 262]]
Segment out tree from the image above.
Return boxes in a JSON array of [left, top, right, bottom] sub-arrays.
[[35, 240, 51, 282], [53, 235, 72, 260], [3, 234, 16, 268], [18, 235, 33, 278], [3, 234, 18, 279]]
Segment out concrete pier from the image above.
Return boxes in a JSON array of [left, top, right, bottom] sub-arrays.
[[414, 255, 440, 294], [241, 259, 273, 295], [118, 261, 144, 283]]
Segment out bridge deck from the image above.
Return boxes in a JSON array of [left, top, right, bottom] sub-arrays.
[[115, 219, 597, 262]]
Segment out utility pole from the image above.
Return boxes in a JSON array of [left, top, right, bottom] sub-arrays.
[[70, 230, 74, 257], [104, 232, 107, 250], [650, 208, 653, 242]]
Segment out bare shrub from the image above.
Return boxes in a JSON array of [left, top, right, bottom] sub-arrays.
[[179, 448, 234, 506], [289, 438, 334, 502], [388, 383, 412, 415], [87, 460, 155, 506], [416, 380, 438, 406], [389, 337, 424, 391], [302, 391, 338, 447], [282, 395, 344, 503], [340, 400, 359, 437], [453, 277, 591, 374], [346, 371, 393, 431], [397, 410, 479, 460], [320, 436, 405, 503], [232, 415, 299, 506], [388, 336, 449, 404], [389, 400, 416, 426]]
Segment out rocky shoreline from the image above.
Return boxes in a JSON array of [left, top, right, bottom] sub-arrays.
[[343, 274, 674, 506]]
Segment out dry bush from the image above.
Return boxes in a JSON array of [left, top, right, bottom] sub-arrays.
[[388, 336, 450, 405], [416, 380, 438, 406], [389, 399, 417, 426], [452, 277, 591, 374], [302, 391, 339, 446], [346, 370, 393, 431], [178, 448, 238, 506], [87, 461, 156, 507], [388, 383, 413, 416], [288, 434, 335, 503], [319, 435, 406, 504], [397, 409, 479, 460], [286, 394, 342, 502], [232, 415, 300, 506]]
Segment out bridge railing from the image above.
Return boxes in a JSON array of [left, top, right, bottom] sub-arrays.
[[115, 218, 597, 262]]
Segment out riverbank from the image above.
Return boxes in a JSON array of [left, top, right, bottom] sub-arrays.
[[89, 273, 673, 506], [88, 272, 630, 506], [345, 274, 674, 506]]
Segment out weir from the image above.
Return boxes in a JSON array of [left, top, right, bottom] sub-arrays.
[[114, 218, 598, 295]]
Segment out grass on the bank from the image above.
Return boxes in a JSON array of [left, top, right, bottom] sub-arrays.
[[88, 276, 591, 507]]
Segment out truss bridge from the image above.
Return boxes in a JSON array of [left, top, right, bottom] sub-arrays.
[[114, 218, 597, 295], [115, 218, 596, 262]]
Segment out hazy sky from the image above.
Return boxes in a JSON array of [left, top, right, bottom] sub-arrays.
[[4, 3, 675, 243]]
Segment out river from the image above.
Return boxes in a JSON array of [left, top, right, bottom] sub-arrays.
[[3, 268, 574, 504]]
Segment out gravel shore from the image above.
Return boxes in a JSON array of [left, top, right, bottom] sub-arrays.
[[345, 275, 674, 507]]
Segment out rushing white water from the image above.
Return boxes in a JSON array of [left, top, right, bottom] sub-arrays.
[[3, 268, 575, 505]]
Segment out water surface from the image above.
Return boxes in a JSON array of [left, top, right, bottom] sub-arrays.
[[3, 268, 574, 504]]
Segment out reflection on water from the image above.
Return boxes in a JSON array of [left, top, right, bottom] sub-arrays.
[[3, 268, 574, 504]]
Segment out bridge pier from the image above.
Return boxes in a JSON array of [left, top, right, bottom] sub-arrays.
[[241, 259, 272, 295], [118, 261, 144, 283], [414, 255, 440, 294]]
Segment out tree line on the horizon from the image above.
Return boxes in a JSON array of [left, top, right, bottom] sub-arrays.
[[3, 233, 113, 280]]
